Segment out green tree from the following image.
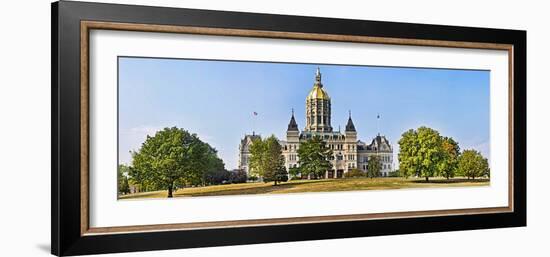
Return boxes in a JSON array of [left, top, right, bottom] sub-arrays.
[[297, 135, 333, 179], [398, 129, 419, 179], [201, 147, 227, 185], [118, 164, 131, 195], [288, 167, 301, 180], [128, 163, 156, 192], [398, 126, 443, 181], [264, 166, 288, 185], [247, 174, 259, 181], [438, 137, 460, 179], [366, 155, 382, 178], [249, 135, 287, 185], [457, 149, 489, 180], [131, 127, 213, 197]]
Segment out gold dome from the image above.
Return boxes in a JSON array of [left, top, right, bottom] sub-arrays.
[[306, 67, 330, 100], [307, 85, 330, 100]]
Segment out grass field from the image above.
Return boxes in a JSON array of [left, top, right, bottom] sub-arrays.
[[119, 177, 489, 200]]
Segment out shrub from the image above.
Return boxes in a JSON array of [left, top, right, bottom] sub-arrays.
[[345, 169, 366, 178], [388, 170, 400, 177], [228, 170, 247, 184], [203, 169, 231, 185]]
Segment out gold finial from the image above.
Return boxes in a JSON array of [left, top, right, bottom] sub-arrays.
[[315, 67, 322, 84]]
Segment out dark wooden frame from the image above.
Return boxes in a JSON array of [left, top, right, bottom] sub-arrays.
[[52, 1, 526, 256]]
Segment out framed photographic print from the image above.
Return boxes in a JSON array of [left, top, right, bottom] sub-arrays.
[[51, 1, 526, 256]]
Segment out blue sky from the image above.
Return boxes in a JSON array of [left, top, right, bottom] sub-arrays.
[[118, 57, 490, 170]]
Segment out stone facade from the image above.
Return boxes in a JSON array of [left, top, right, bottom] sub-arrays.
[[238, 68, 393, 178], [237, 133, 261, 175]]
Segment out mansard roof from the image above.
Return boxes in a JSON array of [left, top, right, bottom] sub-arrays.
[[240, 133, 261, 146], [368, 134, 392, 152], [357, 140, 367, 151]]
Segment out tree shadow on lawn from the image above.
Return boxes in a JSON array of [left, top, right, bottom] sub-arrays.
[[182, 179, 334, 197], [411, 178, 489, 184]]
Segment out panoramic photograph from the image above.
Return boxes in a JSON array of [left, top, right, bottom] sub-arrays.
[[117, 57, 491, 199]]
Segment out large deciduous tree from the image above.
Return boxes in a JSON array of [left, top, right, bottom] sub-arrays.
[[200, 147, 227, 186], [297, 135, 333, 179], [398, 128, 420, 179], [398, 126, 443, 181], [249, 135, 287, 185], [438, 137, 460, 179], [457, 149, 489, 180], [399, 126, 490, 182], [366, 155, 382, 179], [131, 127, 218, 197]]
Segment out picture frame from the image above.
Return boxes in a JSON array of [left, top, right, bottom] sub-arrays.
[[51, 1, 526, 256]]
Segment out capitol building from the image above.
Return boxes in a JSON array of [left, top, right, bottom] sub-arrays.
[[238, 68, 394, 179]]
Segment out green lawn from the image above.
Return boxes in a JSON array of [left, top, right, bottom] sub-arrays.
[[119, 177, 489, 200]]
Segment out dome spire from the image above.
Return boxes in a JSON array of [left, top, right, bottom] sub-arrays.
[[315, 67, 322, 87]]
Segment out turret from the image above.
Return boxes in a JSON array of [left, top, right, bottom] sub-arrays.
[[345, 110, 356, 133], [287, 108, 299, 132], [344, 110, 357, 171], [286, 109, 300, 142], [345, 110, 357, 142]]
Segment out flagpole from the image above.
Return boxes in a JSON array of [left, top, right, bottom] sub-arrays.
[[377, 113, 380, 136], [376, 114, 380, 160], [252, 111, 258, 135]]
